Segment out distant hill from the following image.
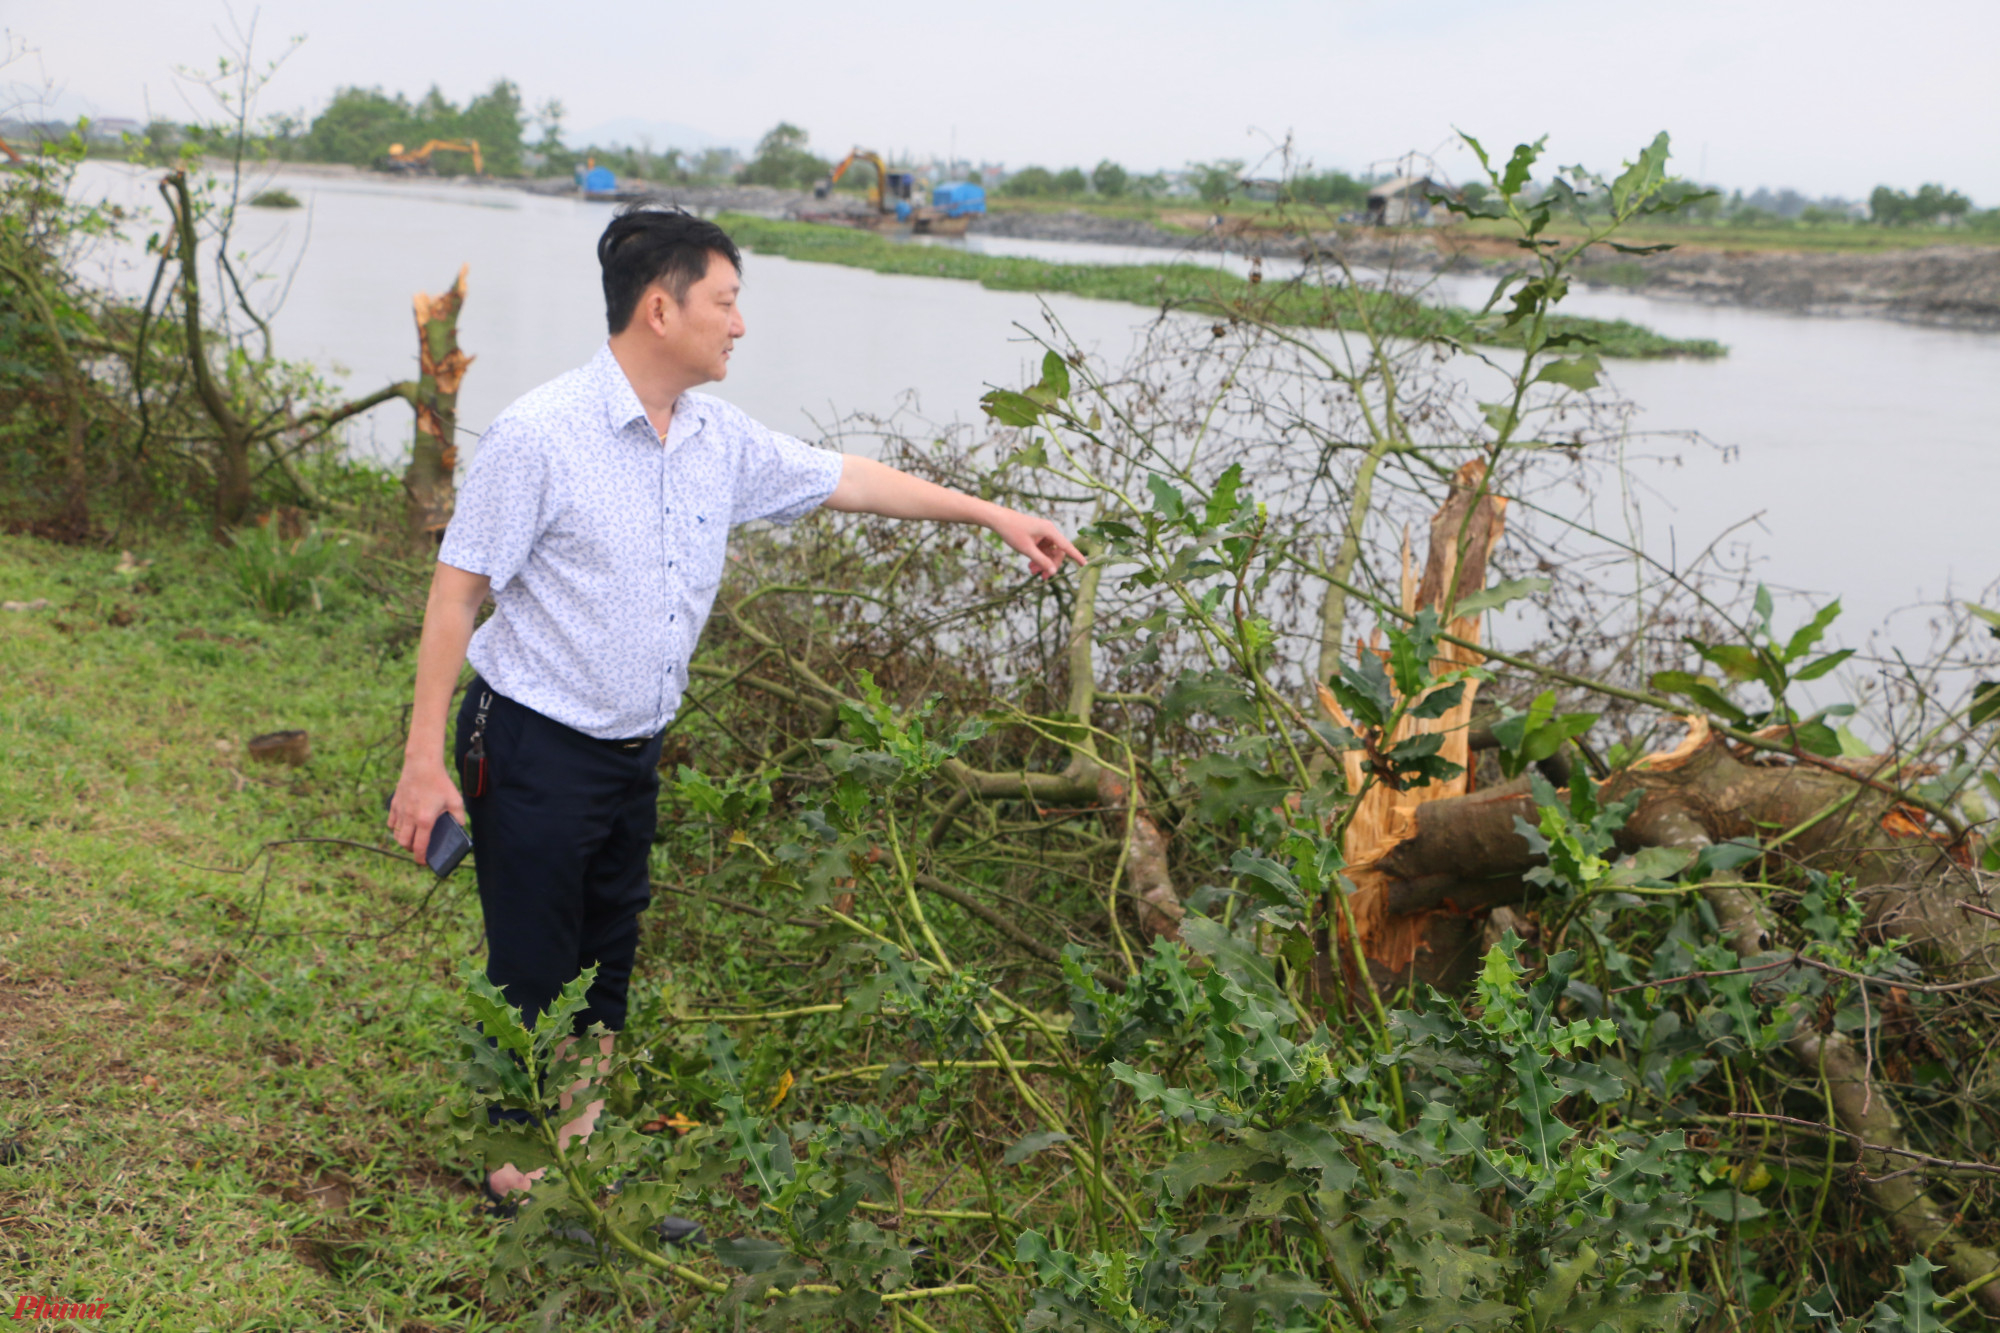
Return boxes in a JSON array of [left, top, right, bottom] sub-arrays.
[[568, 117, 752, 153]]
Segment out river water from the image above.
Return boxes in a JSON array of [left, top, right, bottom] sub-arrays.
[[69, 163, 2000, 648]]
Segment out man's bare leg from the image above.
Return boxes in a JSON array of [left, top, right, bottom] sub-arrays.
[[489, 1032, 614, 1197]]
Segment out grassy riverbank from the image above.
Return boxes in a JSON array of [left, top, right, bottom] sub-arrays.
[[0, 535, 515, 1329], [720, 213, 1727, 358], [0, 531, 1062, 1331]]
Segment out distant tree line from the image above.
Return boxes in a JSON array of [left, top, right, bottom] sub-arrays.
[[278, 80, 529, 175], [999, 158, 1371, 208], [74, 79, 1999, 235], [1869, 182, 1974, 227], [1654, 181, 1993, 231], [738, 123, 829, 190]]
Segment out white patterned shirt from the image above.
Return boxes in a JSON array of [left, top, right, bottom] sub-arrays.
[[439, 344, 845, 739]]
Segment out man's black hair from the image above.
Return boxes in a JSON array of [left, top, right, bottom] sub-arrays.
[[597, 207, 743, 334]]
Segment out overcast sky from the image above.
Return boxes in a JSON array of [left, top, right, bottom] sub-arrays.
[[8, 0, 1997, 203]]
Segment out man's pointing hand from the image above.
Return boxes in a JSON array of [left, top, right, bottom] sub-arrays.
[[989, 508, 1087, 580]]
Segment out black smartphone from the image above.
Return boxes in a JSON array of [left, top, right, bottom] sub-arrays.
[[426, 811, 474, 878]]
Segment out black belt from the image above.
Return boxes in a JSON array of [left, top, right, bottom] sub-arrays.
[[604, 732, 659, 753]]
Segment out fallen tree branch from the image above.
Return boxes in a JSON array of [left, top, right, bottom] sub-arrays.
[[652, 881, 822, 930], [1298, 561, 1967, 839], [1726, 1113, 2000, 1179], [1692, 854, 2000, 1316], [914, 872, 1126, 992], [1612, 952, 2000, 997]]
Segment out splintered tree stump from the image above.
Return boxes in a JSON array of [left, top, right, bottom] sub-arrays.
[[247, 730, 311, 766], [1317, 460, 1506, 1000], [1312, 464, 1996, 1000], [1345, 715, 1997, 989], [1300, 471, 2000, 1310], [405, 266, 473, 541]]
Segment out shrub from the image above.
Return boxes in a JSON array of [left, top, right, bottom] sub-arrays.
[[1003, 165, 1056, 197], [225, 522, 350, 617], [738, 122, 830, 190]]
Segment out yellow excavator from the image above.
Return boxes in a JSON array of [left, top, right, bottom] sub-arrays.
[[0, 134, 23, 165], [379, 139, 484, 175], [827, 148, 913, 215], [820, 147, 972, 234]]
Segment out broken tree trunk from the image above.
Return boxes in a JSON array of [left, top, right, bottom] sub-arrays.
[[1334, 712, 2000, 1314], [1350, 719, 1999, 988], [940, 550, 1186, 944], [1300, 455, 1999, 1310], [161, 171, 256, 534], [1625, 724, 2000, 1319], [405, 266, 473, 541], [1317, 459, 1507, 999]]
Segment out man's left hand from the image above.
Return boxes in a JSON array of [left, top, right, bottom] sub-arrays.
[[989, 508, 1087, 579]]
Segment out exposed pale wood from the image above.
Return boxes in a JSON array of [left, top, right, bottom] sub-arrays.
[[1094, 765, 1183, 941], [405, 266, 473, 540], [1321, 460, 1506, 992]]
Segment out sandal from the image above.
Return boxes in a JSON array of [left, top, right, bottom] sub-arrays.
[[479, 1176, 520, 1220]]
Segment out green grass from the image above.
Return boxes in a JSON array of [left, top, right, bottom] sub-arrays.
[[0, 531, 1082, 1330], [0, 534, 530, 1330], [720, 212, 1725, 358]]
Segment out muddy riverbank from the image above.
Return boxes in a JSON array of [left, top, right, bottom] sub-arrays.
[[1563, 244, 2000, 328]]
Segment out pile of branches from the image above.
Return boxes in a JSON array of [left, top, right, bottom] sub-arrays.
[[614, 135, 2000, 1326]]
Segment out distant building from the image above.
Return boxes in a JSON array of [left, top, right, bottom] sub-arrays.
[[1365, 176, 1452, 226], [85, 118, 142, 144]]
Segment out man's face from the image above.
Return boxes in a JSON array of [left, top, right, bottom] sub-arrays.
[[656, 251, 745, 385]]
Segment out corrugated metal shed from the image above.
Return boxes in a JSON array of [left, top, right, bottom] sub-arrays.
[[1365, 176, 1449, 226]]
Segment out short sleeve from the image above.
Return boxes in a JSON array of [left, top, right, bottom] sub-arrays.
[[730, 418, 845, 527], [438, 417, 551, 591]]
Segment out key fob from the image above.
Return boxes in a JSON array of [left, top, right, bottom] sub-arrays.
[[461, 751, 488, 798]]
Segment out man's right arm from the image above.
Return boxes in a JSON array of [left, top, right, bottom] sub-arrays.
[[388, 562, 492, 862]]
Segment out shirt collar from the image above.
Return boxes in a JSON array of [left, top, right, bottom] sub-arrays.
[[593, 343, 703, 450]]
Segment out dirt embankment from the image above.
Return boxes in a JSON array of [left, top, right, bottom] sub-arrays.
[[1564, 244, 2000, 329]]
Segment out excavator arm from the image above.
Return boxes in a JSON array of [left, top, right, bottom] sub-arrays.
[[829, 148, 891, 212], [384, 139, 484, 175], [0, 134, 22, 166]]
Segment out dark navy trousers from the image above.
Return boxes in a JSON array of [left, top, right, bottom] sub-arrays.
[[454, 679, 661, 1034]]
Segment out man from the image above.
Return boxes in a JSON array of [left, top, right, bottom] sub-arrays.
[[387, 208, 1082, 1204]]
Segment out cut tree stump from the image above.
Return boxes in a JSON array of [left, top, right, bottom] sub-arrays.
[[247, 730, 310, 766], [404, 266, 472, 541], [1317, 459, 1506, 998]]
